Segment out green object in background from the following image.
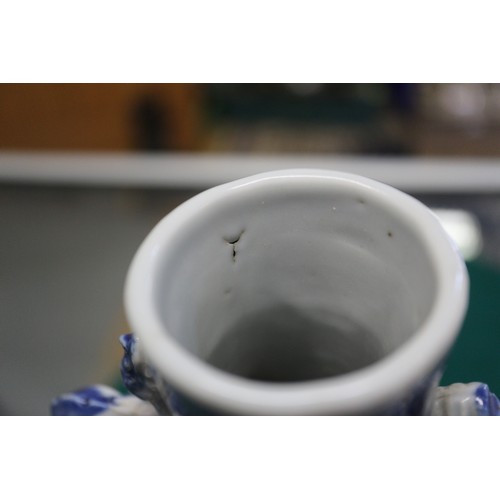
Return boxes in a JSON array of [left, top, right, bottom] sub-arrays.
[[440, 259, 500, 395], [113, 374, 128, 396]]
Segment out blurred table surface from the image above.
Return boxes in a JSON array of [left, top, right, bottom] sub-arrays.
[[0, 153, 499, 415]]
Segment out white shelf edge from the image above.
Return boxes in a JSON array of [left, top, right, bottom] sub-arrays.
[[0, 152, 499, 192]]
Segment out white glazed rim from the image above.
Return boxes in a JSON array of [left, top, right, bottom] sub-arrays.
[[125, 169, 469, 415]]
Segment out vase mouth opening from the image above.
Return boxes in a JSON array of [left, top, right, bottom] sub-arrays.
[[125, 169, 469, 415]]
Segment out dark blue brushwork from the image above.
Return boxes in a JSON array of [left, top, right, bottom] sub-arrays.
[[51, 385, 119, 416], [474, 384, 500, 416], [119, 333, 171, 414]]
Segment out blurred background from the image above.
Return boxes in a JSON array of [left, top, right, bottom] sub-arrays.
[[4, 83, 500, 155], [1, 83, 499, 414]]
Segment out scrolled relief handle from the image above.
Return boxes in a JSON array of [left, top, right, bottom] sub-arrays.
[[119, 333, 170, 415], [51, 384, 158, 416], [50, 333, 165, 416], [430, 382, 500, 416]]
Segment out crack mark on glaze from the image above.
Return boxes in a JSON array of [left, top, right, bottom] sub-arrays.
[[223, 230, 245, 263], [223, 232, 243, 245]]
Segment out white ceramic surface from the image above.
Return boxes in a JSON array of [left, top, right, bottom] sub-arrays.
[[125, 169, 469, 415]]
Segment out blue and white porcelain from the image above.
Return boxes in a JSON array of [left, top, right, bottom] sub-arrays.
[[51, 170, 499, 415], [51, 384, 157, 416], [430, 382, 500, 416], [51, 336, 500, 416]]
